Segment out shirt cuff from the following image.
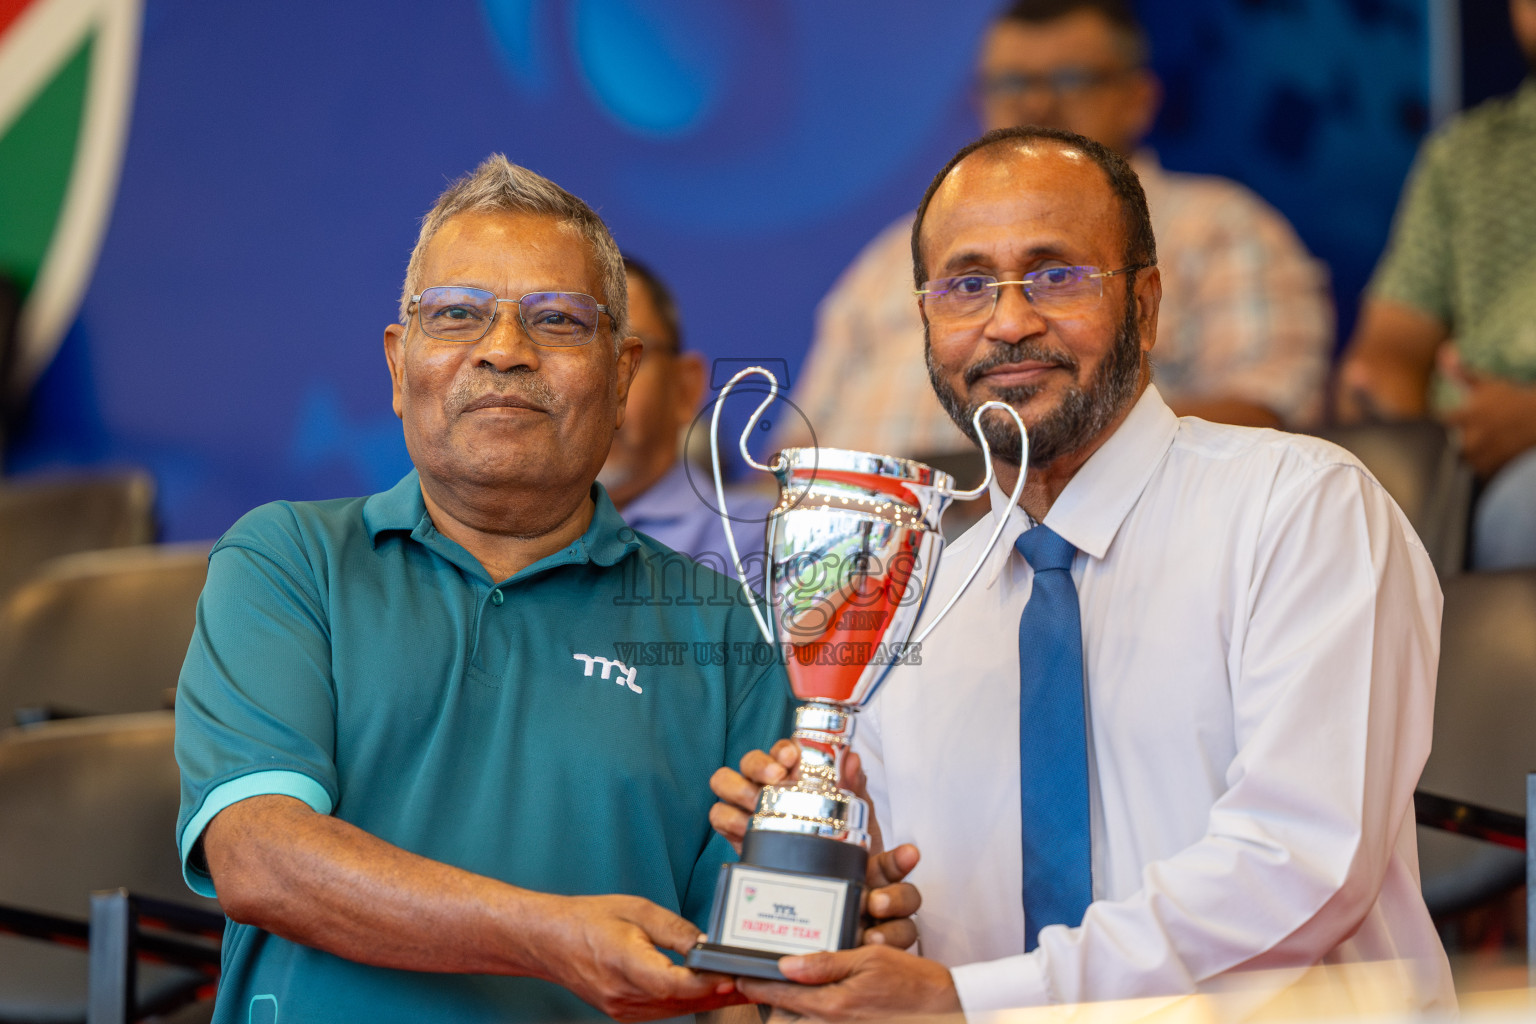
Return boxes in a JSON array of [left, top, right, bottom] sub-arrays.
[[952, 953, 1053, 1018], [179, 769, 334, 897]]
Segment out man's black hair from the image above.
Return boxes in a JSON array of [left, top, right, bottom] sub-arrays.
[[909, 125, 1157, 288], [622, 256, 683, 351], [995, 0, 1149, 67]]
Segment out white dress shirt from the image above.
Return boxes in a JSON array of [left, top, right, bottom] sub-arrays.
[[856, 386, 1454, 1014]]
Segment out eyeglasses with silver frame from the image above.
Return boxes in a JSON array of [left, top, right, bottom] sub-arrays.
[[916, 264, 1152, 323], [408, 286, 610, 347]]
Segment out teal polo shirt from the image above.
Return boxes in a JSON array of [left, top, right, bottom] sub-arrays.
[[175, 471, 792, 1024]]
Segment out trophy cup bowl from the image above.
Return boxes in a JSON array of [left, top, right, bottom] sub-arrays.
[[686, 368, 1025, 980], [753, 445, 955, 843]]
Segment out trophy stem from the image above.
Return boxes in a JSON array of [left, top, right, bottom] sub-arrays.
[[749, 701, 870, 848], [790, 700, 854, 792]]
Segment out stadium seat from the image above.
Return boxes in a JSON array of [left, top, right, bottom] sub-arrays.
[[1314, 420, 1472, 576], [1415, 569, 1536, 915], [0, 472, 157, 600], [0, 713, 222, 1022], [0, 545, 209, 725]]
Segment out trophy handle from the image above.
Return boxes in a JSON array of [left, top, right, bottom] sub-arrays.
[[912, 400, 1028, 644], [709, 366, 783, 645]]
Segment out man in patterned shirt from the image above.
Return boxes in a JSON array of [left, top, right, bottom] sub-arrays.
[[1337, 0, 1536, 569], [779, 0, 1332, 460]]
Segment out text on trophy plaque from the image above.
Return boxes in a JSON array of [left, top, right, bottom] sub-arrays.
[[721, 866, 848, 956]]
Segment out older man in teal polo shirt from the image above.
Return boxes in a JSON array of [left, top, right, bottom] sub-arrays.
[[174, 156, 913, 1024]]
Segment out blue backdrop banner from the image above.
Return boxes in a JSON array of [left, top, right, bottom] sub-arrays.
[[9, 0, 1436, 541]]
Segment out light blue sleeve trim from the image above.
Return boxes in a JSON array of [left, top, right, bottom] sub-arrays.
[[179, 770, 334, 897]]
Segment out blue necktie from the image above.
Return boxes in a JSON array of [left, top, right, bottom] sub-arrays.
[[1015, 525, 1092, 952]]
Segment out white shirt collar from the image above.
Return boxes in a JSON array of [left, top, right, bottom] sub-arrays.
[[979, 385, 1179, 585]]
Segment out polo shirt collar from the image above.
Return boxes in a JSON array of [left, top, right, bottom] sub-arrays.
[[363, 469, 429, 541], [581, 484, 645, 567], [362, 470, 642, 582], [979, 385, 1178, 585]]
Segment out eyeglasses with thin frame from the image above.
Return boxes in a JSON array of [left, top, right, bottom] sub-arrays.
[[408, 286, 610, 347], [977, 66, 1135, 103], [916, 264, 1151, 324]]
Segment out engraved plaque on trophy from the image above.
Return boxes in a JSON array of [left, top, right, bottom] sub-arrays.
[[685, 368, 1025, 980]]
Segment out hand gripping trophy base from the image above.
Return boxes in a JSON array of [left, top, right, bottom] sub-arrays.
[[687, 702, 869, 981]]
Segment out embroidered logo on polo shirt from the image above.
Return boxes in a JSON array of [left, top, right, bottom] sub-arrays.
[[573, 653, 642, 693]]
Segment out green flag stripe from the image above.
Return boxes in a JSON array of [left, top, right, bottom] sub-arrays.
[[0, 30, 92, 301]]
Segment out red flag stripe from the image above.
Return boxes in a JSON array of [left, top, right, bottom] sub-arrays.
[[0, 0, 42, 39]]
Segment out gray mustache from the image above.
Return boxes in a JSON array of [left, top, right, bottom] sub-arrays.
[[449, 368, 558, 411]]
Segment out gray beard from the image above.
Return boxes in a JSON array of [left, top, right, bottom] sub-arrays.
[[925, 293, 1143, 469]]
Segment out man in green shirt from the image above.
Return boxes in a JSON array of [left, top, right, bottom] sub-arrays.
[[175, 156, 915, 1023], [1338, 0, 1536, 568]]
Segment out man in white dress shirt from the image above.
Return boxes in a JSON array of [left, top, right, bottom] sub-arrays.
[[709, 126, 1452, 1017]]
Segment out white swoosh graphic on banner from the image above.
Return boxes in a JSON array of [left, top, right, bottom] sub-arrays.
[[0, 0, 141, 386]]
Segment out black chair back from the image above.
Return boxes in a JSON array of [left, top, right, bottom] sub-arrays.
[[1417, 569, 1536, 914], [1314, 421, 1472, 576], [0, 713, 221, 1022], [0, 545, 209, 724], [0, 473, 157, 600]]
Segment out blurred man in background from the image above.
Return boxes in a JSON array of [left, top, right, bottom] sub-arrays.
[[1337, 0, 1536, 570], [599, 258, 707, 545], [602, 258, 773, 564], [783, 0, 1331, 459]]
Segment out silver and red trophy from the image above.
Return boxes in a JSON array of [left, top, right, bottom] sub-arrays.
[[686, 367, 1026, 980]]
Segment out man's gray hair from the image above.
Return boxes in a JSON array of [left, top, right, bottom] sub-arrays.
[[398, 154, 628, 351]]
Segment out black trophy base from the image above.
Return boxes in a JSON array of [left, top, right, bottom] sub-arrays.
[[686, 831, 868, 982], [686, 942, 792, 981], [742, 829, 867, 883]]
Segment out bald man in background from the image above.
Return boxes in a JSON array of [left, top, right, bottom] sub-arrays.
[[603, 257, 774, 565]]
